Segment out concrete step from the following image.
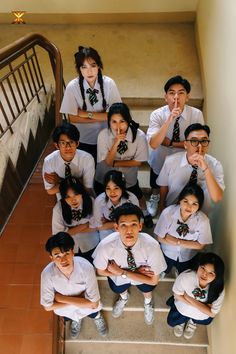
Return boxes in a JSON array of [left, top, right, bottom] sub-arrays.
[[97, 278, 174, 312], [65, 311, 208, 346], [66, 342, 207, 354]]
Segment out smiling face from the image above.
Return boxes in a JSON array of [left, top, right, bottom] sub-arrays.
[[65, 188, 82, 209], [179, 194, 200, 221], [50, 247, 74, 274], [184, 129, 210, 157], [165, 83, 189, 112], [115, 214, 142, 247], [109, 114, 129, 135], [105, 181, 123, 206], [80, 57, 99, 88], [197, 263, 216, 288]]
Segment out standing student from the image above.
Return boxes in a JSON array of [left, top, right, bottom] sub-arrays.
[[94, 170, 139, 240], [146, 76, 204, 216], [42, 122, 95, 197], [154, 184, 212, 277], [93, 203, 167, 325], [166, 252, 225, 339], [95, 102, 153, 228], [60, 46, 121, 162], [52, 177, 99, 263], [40, 232, 107, 339]]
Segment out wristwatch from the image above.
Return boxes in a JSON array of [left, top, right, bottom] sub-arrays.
[[121, 270, 127, 279], [87, 112, 93, 119]]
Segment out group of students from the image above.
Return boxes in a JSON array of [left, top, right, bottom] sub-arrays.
[[40, 46, 225, 341]]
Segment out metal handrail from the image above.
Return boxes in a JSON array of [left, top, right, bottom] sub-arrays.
[[0, 32, 63, 128]]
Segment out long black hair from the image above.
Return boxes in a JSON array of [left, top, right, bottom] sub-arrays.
[[59, 177, 93, 225], [74, 46, 107, 111], [104, 170, 129, 202], [107, 102, 139, 142], [192, 252, 225, 304]]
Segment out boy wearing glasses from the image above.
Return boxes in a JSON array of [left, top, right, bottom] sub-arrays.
[[42, 122, 95, 196], [146, 76, 204, 216], [157, 123, 225, 214]]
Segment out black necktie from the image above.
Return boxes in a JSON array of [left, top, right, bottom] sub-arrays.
[[189, 165, 198, 184], [126, 247, 137, 271], [176, 220, 189, 237], [192, 287, 207, 300], [171, 116, 180, 142], [108, 205, 115, 220], [86, 88, 99, 106], [117, 140, 128, 155], [71, 209, 82, 221], [65, 163, 71, 178]]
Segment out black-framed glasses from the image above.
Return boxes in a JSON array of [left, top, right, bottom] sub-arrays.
[[58, 140, 77, 148], [185, 139, 210, 147]]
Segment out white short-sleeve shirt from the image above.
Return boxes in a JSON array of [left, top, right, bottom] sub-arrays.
[[157, 151, 225, 214], [173, 270, 225, 320], [92, 232, 167, 286], [93, 191, 139, 228], [154, 204, 212, 262], [60, 75, 121, 145], [147, 105, 204, 175], [52, 201, 99, 252], [40, 257, 102, 321], [42, 149, 95, 190], [96, 127, 149, 187]]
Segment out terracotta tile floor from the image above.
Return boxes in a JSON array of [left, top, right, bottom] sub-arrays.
[[0, 144, 55, 354]]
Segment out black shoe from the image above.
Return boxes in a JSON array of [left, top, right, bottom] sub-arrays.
[[143, 214, 154, 228]]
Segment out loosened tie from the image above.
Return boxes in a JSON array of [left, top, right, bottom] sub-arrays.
[[65, 163, 71, 178], [176, 220, 189, 237], [86, 88, 99, 106], [189, 165, 198, 184], [117, 140, 128, 155], [126, 247, 137, 271], [171, 116, 181, 142]]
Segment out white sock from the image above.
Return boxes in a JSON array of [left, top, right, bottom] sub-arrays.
[[120, 291, 128, 300], [144, 297, 152, 305]]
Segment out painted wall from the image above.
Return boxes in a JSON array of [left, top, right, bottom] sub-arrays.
[[196, 1, 236, 353]]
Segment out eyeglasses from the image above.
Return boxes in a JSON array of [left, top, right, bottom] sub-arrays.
[[58, 140, 77, 148], [185, 139, 210, 147]]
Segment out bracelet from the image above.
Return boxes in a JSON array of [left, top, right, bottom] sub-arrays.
[[202, 166, 208, 173]]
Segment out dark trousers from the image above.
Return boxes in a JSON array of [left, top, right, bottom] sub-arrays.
[[108, 277, 156, 294], [164, 254, 199, 275], [78, 142, 97, 164]]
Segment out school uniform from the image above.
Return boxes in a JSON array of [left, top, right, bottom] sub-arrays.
[[157, 151, 225, 214], [154, 204, 212, 273], [40, 257, 102, 322], [42, 149, 95, 191], [52, 201, 99, 256], [95, 127, 149, 190], [93, 191, 139, 240], [167, 270, 224, 325], [92, 232, 167, 288], [147, 105, 204, 176], [60, 75, 121, 145]]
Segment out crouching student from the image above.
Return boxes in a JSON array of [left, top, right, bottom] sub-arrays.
[[52, 177, 99, 263], [167, 252, 225, 339], [40, 232, 107, 338], [93, 203, 167, 325], [154, 184, 212, 277]]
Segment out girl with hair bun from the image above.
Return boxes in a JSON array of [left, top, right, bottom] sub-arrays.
[[60, 46, 121, 162]]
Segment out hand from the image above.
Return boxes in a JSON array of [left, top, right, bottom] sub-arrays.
[[188, 150, 208, 171], [114, 127, 127, 145], [162, 137, 172, 147], [107, 259, 122, 275], [90, 300, 99, 309], [54, 292, 63, 302], [165, 234, 179, 245], [44, 172, 60, 185], [168, 98, 181, 123], [137, 265, 154, 277], [101, 216, 111, 224]]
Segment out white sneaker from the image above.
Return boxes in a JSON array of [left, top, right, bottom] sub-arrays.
[[94, 312, 108, 337], [147, 194, 160, 217], [70, 319, 82, 339], [184, 319, 197, 339], [112, 294, 129, 318], [173, 323, 185, 337], [144, 301, 154, 325]]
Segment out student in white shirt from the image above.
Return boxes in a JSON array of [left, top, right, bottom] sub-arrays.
[[42, 122, 95, 197], [52, 177, 99, 263], [94, 170, 139, 240], [95, 102, 153, 228], [166, 252, 225, 339], [40, 232, 107, 339], [154, 183, 212, 277], [60, 46, 121, 162], [146, 75, 204, 217], [93, 203, 167, 325]]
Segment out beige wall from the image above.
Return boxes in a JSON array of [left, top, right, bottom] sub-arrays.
[[196, 1, 236, 353]]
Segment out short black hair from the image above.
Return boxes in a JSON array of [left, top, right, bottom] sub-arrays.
[[52, 122, 80, 144], [112, 203, 143, 223], [177, 183, 204, 210], [184, 123, 210, 139], [164, 75, 191, 93], [45, 232, 75, 255]]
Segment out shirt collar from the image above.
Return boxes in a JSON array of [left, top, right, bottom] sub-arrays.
[[83, 78, 99, 91], [180, 151, 191, 167]]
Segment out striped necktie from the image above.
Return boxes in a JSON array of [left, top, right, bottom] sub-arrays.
[[171, 116, 181, 142], [189, 165, 198, 184], [126, 247, 137, 271], [86, 88, 99, 106], [71, 209, 82, 221], [65, 163, 71, 178], [117, 140, 128, 155]]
